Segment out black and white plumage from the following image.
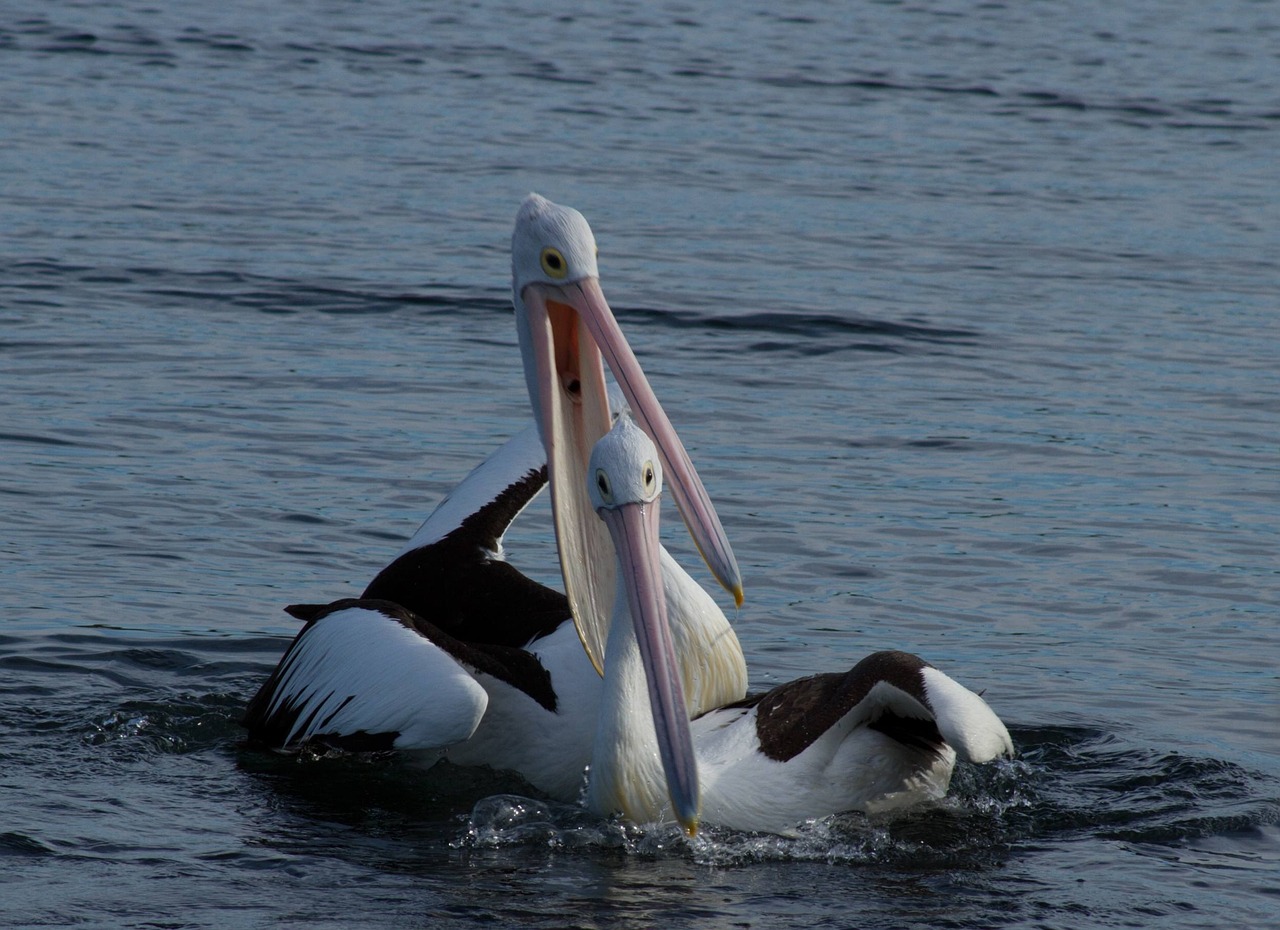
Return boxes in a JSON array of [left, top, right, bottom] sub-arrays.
[[689, 650, 1013, 832], [583, 416, 1014, 835], [241, 425, 606, 797], [241, 194, 1011, 837]]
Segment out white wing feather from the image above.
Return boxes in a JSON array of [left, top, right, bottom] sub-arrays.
[[921, 665, 1014, 762], [263, 606, 489, 750], [399, 424, 545, 555]]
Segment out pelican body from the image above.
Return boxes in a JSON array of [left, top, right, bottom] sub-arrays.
[[585, 417, 1014, 835]]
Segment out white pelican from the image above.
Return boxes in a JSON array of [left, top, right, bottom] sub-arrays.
[[241, 196, 747, 802], [511, 193, 742, 673], [585, 416, 1014, 835]]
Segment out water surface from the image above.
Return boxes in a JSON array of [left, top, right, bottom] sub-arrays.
[[3, 1, 1277, 927]]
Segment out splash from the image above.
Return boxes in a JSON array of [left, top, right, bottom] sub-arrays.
[[453, 757, 1035, 866]]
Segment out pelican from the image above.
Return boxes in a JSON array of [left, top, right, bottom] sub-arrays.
[[241, 196, 747, 802], [585, 416, 1014, 835], [511, 193, 742, 673]]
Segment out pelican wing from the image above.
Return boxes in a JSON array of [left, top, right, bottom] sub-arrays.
[[242, 599, 561, 751], [395, 424, 546, 556], [362, 424, 569, 648], [746, 650, 1013, 764], [242, 600, 488, 751]]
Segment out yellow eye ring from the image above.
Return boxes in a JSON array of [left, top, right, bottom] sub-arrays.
[[540, 247, 568, 279]]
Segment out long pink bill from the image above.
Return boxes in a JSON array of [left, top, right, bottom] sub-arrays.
[[600, 498, 700, 835], [527, 278, 743, 607]]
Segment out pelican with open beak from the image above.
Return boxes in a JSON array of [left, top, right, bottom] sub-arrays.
[[512, 193, 743, 676]]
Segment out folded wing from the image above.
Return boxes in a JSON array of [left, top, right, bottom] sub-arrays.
[[750, 650, 1013, 764], [242, 600, 490, 751]]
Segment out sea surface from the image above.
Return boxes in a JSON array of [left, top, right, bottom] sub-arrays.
[[2, 1, 1277, 927]]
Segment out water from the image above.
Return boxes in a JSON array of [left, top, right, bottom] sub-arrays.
[[3, 1, 1277, 926]]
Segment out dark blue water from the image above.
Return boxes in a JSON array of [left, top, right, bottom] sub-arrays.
[[3, 2, 1277, 927]]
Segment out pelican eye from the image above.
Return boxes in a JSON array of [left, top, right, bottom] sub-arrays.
[[540, 247, 568, 279], [595, 469, 611, 501], [642, 462, 656, 492]]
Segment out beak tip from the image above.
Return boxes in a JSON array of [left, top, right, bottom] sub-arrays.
[[677, 809, 700, 837]]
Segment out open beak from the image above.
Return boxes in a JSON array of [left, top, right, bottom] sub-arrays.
[[518, 277, 743, 674], [599, 496, 700, 836]]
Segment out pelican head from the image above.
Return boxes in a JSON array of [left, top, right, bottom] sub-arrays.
[[587, 415, 699, 834], [512, 194, 743, 674]]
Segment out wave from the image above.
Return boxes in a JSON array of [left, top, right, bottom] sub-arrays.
[[2, 260, 978, 357]]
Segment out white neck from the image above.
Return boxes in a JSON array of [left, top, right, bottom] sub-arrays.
[[585, 565, 671, 825]]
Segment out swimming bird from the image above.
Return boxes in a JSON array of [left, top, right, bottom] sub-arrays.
[[241, 196, 747, 801], [585, 416, 1014, 835], [511, 193, 743, 674]]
